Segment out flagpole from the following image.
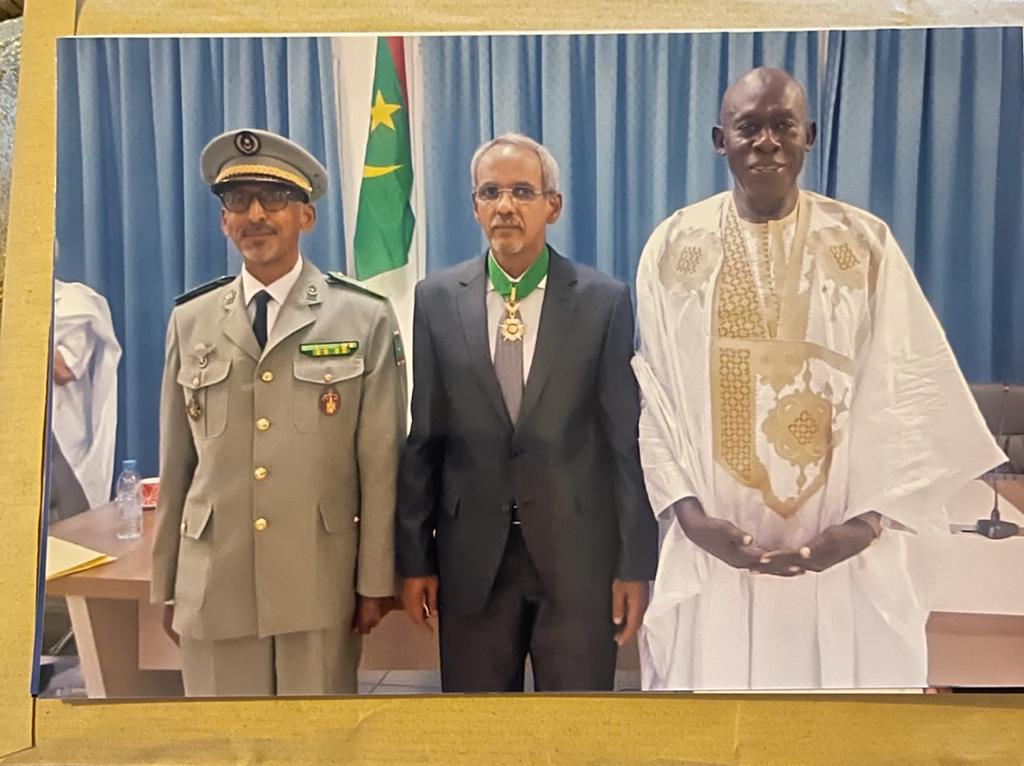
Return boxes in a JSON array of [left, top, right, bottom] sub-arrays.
[[405, 35, 428, 286]]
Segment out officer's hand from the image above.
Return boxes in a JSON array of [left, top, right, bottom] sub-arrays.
[[673, 496, 770, 571], [162, 604, 179, 646], [53, 349, 76, 386], [611, 579, 649, 646], [352, 594, 394, 635], [400, 576, 439, 634], [794, 512, 881, 573]]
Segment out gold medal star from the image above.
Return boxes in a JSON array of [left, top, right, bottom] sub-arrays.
[[369, 90, 401, 131]]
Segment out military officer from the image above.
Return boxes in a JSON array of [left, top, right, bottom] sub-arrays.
[[150, 128, 407, 696]]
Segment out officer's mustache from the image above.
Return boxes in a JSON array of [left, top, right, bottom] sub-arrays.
[[240, 224, 277, 237]]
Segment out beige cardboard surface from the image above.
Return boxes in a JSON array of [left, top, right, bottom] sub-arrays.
[[1, 2, 1023, 764]]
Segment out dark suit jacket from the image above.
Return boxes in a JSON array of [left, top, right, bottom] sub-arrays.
[[397, 248, 657, 615]]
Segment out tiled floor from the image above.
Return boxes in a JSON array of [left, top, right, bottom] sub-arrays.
[[38, 655, 87, 698], [40, 656, 642, 698], [365, 669, 441, 695], [361, 669, 642, 694]]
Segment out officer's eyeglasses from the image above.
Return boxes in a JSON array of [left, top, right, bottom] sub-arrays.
[[473, 184, 547, 204], [218, 186, 307, 213]]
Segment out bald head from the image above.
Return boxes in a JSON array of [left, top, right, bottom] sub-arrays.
[[712, 67, 816, 222], [719, 67, 809, 126]]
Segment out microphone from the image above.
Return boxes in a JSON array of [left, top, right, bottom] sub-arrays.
[[976, 382, 1019, 540]]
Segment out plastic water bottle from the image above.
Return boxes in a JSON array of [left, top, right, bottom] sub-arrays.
[[115, 459, 143, 540]]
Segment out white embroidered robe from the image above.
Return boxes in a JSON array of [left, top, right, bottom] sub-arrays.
[[632, 191, 1005, 689]]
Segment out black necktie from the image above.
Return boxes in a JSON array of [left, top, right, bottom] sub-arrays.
[[252, 290, 271, 350]]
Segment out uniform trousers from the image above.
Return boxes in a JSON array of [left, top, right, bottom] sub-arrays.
[[180, 625, 359, 696], [438, 525, 617, 692]]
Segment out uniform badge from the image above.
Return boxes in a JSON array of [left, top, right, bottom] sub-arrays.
[[234, 130, 260, 155], [320, 386, 340, 415], [300, 341, 359, 357], [187, 394, 203, 420], [392, 331, 406, 367], [193, 342, 215, 368]]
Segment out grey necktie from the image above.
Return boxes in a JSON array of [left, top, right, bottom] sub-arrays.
[[493, 308, 524, 422]]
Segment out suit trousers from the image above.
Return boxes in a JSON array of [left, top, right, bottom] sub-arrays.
[[438, 525, 617, 692], [180, 625, 360, 696]]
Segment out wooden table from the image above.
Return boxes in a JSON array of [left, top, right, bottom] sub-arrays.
[[927, 477, 1024, 687], [46, 504, 182, 698]]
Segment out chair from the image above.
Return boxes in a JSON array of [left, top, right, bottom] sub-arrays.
[[970, 383, 1024, 475]]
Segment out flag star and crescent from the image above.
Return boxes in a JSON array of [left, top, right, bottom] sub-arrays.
[[368, 90, 401, 132], [352, 37, 415, 280]]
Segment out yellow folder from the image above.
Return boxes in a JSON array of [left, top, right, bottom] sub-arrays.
[[45, 537, 116, 580]]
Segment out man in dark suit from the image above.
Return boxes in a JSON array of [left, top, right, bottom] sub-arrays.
[[397, 133, 658, 692]]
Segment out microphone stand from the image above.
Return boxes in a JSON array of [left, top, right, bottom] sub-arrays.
[[976, 382, 1020, 540]]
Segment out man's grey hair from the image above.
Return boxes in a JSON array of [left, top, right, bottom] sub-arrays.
[[469, 133, 561, 194]]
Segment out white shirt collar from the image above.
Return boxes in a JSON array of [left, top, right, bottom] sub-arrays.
[[486, 251, 548, 294], [241, 255, 304, 307]]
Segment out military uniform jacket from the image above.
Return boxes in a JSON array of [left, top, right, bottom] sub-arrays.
[[151, 258, 407, 641]]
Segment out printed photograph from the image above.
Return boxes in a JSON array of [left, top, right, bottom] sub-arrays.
[[37, 27, 1024, 698]]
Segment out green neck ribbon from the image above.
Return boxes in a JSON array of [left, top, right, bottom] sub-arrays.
[[487, 245, 549, 303]]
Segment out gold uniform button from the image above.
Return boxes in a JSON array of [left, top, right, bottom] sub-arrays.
[[323, 372, 334, 383], [353, 515, 360, 524], [261, 371, 274, 383], [256, 418, 270, 432], [191, 376, 200, 386], [253, 466, 268, 480], [254, 517, 268, 531]]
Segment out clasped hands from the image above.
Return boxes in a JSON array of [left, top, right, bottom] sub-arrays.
[[674, 497, 881, 576]]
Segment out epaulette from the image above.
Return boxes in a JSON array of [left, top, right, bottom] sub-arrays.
[[174, 275, 234, 305], [325, 271, 387, 300]]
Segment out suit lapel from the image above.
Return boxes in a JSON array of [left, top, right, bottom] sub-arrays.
[[220, 275, 261, 361], [262, 259, 320, 357], [457, 255, 513, 429], [517, 250, 577, 428]]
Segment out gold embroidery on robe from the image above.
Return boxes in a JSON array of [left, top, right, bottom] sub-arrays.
[[658, 227, 717, 295], [762, 366, 833, 491], [710, 197, 854, 519], [808, 226, 870, 289], [715, 209, 767, 340], [717, 347, 755, 482]]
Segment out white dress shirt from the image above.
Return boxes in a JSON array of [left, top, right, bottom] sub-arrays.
[[240, 255, 304, 339], [486, 255, 547, 384]]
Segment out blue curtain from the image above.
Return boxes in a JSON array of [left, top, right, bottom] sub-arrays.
[[55, 37, 345, 478], [418, 32, 821, 280], [820, 28, 1024, 383], [53, 30, 1023, 484]]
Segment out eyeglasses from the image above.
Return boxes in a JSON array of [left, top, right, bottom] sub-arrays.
[[472, 184, 547, 203], [218, 186, 307, 213]]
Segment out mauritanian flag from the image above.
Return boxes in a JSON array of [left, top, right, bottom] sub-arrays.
[[352, 38, 415, 279], [332, 35, 425, 367]]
